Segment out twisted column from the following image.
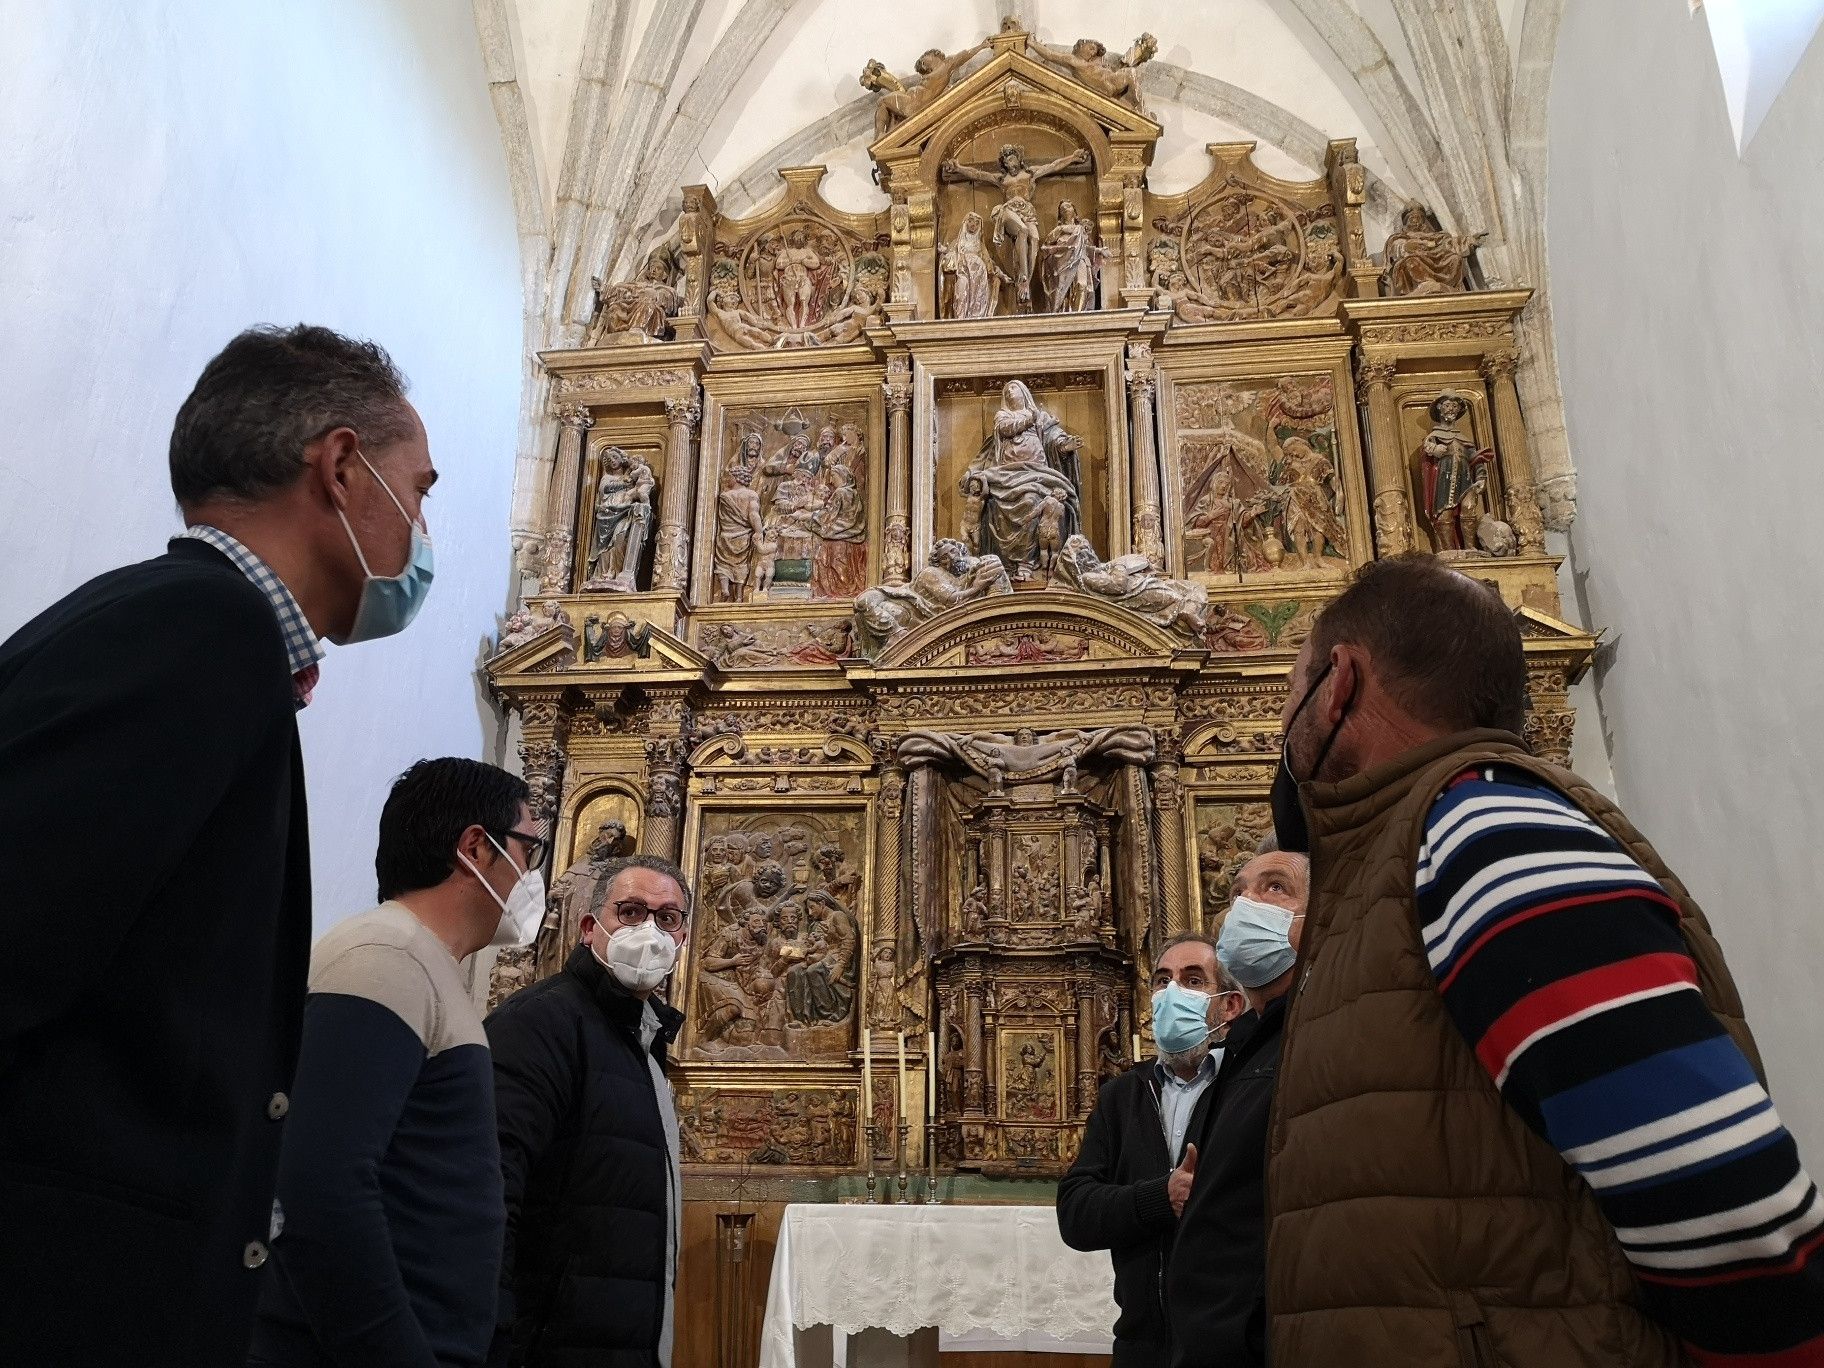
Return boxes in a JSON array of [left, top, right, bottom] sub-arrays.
[[652, 397, 701, 592], [540, 405, 593, 593], [869, 766, 905, 1029], [1354, 358, 1415, 557]]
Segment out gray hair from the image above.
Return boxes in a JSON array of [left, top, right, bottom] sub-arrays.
[[586, 853, 694, 919], [1157, 931, 1240, 994], [169, 324, 413, 509]]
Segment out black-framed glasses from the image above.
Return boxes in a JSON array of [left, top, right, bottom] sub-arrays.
[[607, 899, 687, 935], [495, 827, 550, 870]]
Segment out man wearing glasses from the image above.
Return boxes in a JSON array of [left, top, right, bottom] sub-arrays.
[[250, 758, 546, 1368], [487, 853, 693, 1368]]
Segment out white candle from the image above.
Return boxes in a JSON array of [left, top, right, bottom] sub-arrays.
[[1132, 1032, 1143, 1063], [926, 1030, 937, 1119], [862, 1030, 873, 1129], [897, 1031, 908, 1125]]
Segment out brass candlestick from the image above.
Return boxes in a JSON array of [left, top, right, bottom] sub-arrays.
[[894, 1121, 911, 1204], [924, 1121, 942, 1205]]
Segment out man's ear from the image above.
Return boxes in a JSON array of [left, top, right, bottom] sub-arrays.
[[1324, 646, 1365, 726], [308, 426, 362, 512], [454, 823, 495, 870]]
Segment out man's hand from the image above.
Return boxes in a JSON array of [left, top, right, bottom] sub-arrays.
[[1168, 1144, 1197, 1217]]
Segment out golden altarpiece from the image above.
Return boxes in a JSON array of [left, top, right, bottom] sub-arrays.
[[484, 23, 1594, 1362]]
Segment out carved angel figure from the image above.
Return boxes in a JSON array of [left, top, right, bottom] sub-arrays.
[[1029, 32, 1158, 111], [1054, 534, 1210, 638], [1036, 200, 1107, 313], [852, 537, 1011, 656], [941, 144, 1092, 309], [1380, 202, 1483, 297], [859, 40, 988, 141], [940, 212, 1006, 319], [591, 244, 681, 342]]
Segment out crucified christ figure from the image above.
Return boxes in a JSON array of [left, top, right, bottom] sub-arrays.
[[940, 143, 1092, 311]]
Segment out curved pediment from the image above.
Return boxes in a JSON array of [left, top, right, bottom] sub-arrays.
[[867, 589, 1201, 670]]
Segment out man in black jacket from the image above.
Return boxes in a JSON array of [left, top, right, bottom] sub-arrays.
[[0, 325, 436, 1368], [1167, 851, 1308, 1368], [488, 854, 693, 1368], [1058, 933, 1246, 1366]]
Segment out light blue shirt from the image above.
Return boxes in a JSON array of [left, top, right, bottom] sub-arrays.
[[1157, 1051, 1220, 1162]]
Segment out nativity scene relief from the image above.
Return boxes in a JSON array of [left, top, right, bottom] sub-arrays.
[[486, 16, 1594, 1190]]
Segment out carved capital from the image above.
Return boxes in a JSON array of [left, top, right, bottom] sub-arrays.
[[1479, 349, 1521, 382], [1354, 357, 1398, 401], [883, 382, 913, 414], [1125, 371, 1157, 403], [539, 533, 574, 594], [662, 397, 701, 432], [556, 403, 594, 430]]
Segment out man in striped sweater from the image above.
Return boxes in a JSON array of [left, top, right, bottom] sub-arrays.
[[1266, 554, 1822, 1367]]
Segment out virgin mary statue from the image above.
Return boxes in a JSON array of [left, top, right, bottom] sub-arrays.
[[961, 380, 1084, 581]]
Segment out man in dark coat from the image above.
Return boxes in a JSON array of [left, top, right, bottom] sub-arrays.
[[1167, 851, 1308, 1368], [0, 324, 437, 1368], [488, 854, 693, 1368], [1058, 933, 1246, 1366]]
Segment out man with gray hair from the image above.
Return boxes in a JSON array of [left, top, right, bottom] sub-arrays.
[[0, 324, 435, 1367], [1058, 932, 1247, 1366], [487, 853, 694, 1368]]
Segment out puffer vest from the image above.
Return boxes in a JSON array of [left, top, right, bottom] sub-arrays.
[[1266, 730, 1761, 1368]]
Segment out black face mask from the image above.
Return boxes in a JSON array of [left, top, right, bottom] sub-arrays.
[[1270, 661, 1351, 855]]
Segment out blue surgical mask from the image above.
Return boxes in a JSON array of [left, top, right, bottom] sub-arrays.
[[330, 451, 434, 645], [1217, 895, 1298, 989], [1150, 982, 1214, 1055]]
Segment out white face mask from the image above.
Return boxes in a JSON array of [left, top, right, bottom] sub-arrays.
[[458, 834, 547, 948], [594, 919, 679, 993]]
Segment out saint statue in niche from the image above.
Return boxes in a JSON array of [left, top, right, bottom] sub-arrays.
[[940, 212, 1008, 319], [1036, 201, 1107, 313], [584, 447, 655, 591], [1380, 202, 1484, 297], [1419, 392, 1494, 552], [960, 380, 1084, 583], [940, 143, 1092, 310]]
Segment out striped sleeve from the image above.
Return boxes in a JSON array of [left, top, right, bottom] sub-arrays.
[[1418, 767, 1824, 1366]]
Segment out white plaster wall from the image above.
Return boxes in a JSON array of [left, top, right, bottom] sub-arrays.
[[1549, 2, 1824, 1156], [0, 0, 524, 934]]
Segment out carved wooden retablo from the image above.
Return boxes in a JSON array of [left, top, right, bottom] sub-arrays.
[[487, 22, 1595, 1180]]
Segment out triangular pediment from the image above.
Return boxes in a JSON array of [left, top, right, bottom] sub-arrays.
[[866, 589, 1200, 671], [869, 37, 1162, 163]]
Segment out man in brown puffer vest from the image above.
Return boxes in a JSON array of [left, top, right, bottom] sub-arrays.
[[1263, 555, 1824, 1367]]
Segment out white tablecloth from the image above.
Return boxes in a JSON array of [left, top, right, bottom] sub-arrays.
[[759, 1204, 1117, 1367]]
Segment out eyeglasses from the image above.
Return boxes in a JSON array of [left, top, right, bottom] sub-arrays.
[[495, 827, 550, 870], [607, 899, 687, 934]]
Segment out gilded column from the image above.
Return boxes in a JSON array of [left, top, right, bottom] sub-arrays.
[[1151, 735, 1190, 937], [653, 396, 701, 592], [869, 765, 906, 1029], [1074, 978, 1098, 1118], [963, 980, 987, 1115], [1480, 350, 1548, 553], [1354, 357, 1415, 557], [1126, 341, 1166, 567], [898, 763, 937, 1029], [541, 405, 593, 593], [882, 357, 912, 585], [642, 734, 687, 863]]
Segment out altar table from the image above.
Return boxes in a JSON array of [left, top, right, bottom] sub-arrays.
[[758, 1204, 1118, 1368]]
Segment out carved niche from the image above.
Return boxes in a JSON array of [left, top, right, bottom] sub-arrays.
[[1149, 144, 1347, 324], [1173, 373, 1355, 581], [706, 400, 873, 604], [705, 169, 889, 352], [678, 807, 869, 1065]]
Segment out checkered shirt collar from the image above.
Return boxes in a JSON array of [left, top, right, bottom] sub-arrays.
[[176, 525, 325, 676]]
